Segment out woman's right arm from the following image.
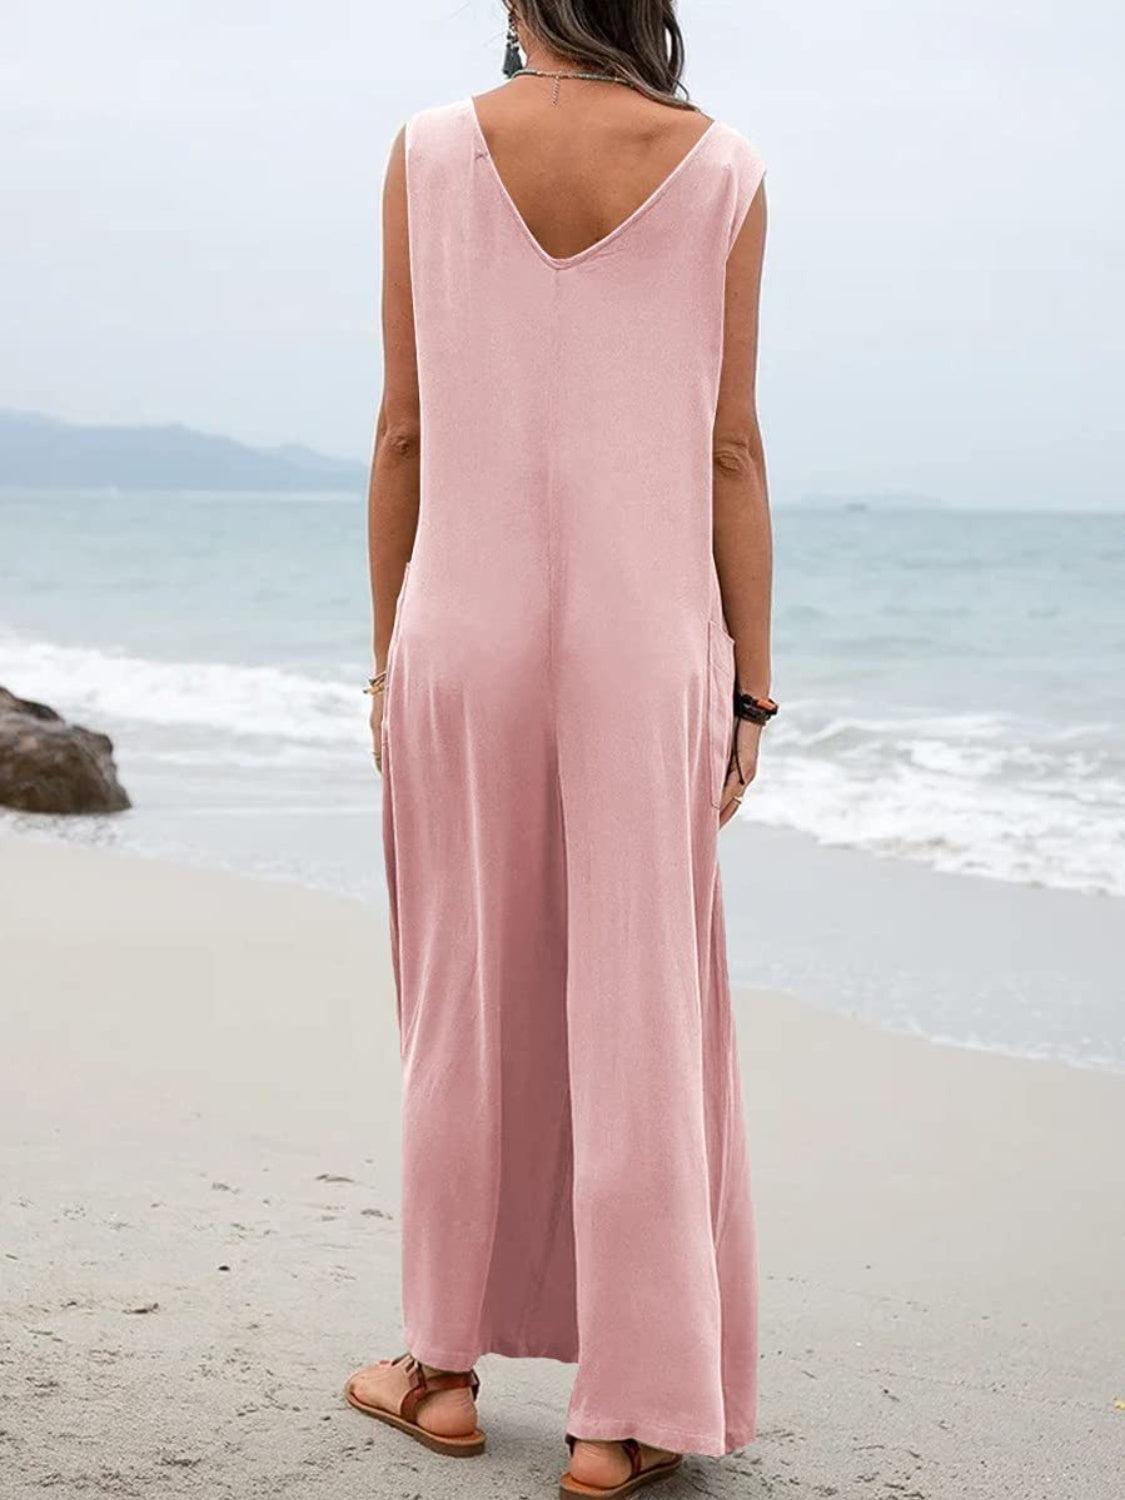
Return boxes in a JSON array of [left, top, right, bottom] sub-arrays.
[[368, 126, 421, 754]]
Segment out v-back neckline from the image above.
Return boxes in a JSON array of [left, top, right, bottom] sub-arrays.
[[465, 98, 718, 271]]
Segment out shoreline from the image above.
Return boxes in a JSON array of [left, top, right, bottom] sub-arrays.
[[3, 814, 1121, 1078], [2, 833, 1123, 1498]]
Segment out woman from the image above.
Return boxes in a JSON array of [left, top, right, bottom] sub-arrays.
[[347, 2, 774, 1493]]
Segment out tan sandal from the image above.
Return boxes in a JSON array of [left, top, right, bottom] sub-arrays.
[[344, 1352, 485, 1457], [559, 1434, 683, 1497]]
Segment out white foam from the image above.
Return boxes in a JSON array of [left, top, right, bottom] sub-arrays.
[[2, 629, 1122, 898], [0, 630, 367, 746], [744, 702, 1125, 897]]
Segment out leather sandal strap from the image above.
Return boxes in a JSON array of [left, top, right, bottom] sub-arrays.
[[396, 1353, 480, 1425], [563, 1434, 643, 1478]]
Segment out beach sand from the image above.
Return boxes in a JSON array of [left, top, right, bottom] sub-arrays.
[[1, 834, 1121, 1497]]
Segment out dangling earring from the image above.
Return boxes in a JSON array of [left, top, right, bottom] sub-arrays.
[[502, 8, 523, 78]]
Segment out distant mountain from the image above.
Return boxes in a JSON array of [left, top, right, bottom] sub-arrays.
[[0, 410, 366, 493], [796, 489, 945, 511]]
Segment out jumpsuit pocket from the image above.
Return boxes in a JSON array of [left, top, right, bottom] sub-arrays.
[[380, 561, 411, 748], [706, 618, 737, 809], [385, 562, 412, 685]]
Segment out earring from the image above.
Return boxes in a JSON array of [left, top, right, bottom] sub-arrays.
[[502, 9, 523, 78]]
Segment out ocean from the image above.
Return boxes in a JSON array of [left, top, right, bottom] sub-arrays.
[[2, 490, 1122, 1067]]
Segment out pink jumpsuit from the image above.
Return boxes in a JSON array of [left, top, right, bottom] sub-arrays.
[[380, 100, 765, 1458]]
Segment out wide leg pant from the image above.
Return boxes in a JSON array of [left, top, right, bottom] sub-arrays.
[[381, 580, 758, 1458]]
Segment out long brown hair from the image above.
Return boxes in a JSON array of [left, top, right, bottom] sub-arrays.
[[510, 1, 693, 109]]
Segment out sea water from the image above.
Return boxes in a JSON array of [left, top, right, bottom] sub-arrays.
[[2, 490, 1122, 1064]]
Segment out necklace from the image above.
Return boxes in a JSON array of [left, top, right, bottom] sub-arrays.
[[511, 66, 630, 107]]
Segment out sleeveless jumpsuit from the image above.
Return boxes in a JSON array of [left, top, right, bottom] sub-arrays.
[[380, 100, 766, 1458]]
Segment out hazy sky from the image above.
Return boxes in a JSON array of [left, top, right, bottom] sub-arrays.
[[4, 1, 1122, 507]]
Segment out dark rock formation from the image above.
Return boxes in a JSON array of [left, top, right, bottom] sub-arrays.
[[0, 687, 130, 814]]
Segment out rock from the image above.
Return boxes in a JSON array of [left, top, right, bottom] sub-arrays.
[[0, 687, 130, 814]]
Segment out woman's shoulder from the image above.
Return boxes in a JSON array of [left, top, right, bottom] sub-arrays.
[[697, 118, 766, 252], [403, 98, 472, 150], [704, 117, 766, 186]]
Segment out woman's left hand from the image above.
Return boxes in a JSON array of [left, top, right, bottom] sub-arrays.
[[719, 719, 763, 828], [370, 693, 385, 776]]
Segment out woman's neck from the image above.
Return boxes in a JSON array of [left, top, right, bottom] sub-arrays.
[[518, 32, 579, 74]]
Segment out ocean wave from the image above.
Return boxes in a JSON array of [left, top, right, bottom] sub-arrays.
[[2, 630, 1122, 898], [747, 702, 1125, 897], [0, 630, 367, 746]]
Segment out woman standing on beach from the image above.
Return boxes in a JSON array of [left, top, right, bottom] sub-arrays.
[[347, 2, 774, 1493]]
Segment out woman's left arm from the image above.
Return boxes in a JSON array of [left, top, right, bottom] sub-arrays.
[[712, 182, 772, 826]]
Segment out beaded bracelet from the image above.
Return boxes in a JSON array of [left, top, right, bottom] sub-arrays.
[[363, 670, 388, 697]]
